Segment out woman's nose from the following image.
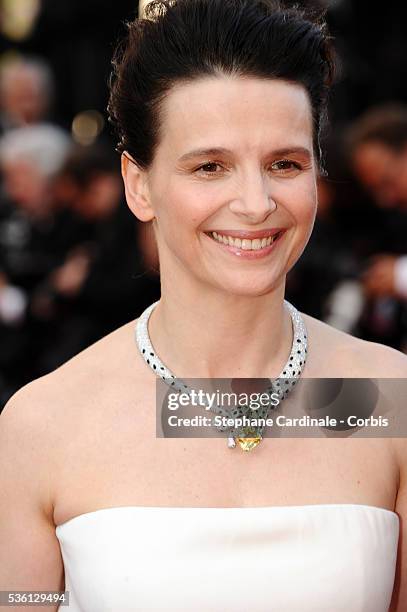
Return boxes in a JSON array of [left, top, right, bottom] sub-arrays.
[[228, 175, 277, 222]]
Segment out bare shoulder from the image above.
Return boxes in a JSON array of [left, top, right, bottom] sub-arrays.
[[2, 315, 138, 413], [302, 311, 407, 377], [0, 315, 141, 475]]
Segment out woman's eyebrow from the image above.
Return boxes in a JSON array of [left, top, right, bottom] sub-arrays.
[[177, 146, 312, 163]]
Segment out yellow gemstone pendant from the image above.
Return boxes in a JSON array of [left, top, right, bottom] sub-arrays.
[[236, 436, 262, 451], [235, 426, 263, 451]]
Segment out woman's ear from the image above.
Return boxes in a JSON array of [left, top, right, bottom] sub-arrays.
[[121, 152, 155, 222]]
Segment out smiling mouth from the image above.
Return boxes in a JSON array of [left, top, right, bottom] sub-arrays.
[[205, 230, 284, 251]]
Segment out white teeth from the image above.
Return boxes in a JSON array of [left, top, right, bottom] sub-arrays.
[[209, 231, 280, 250]]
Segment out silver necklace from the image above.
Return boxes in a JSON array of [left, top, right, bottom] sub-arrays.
[[135, 300, 307, 452]]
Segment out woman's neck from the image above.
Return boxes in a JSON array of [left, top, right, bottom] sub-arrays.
[[148, 277, 293, 379]]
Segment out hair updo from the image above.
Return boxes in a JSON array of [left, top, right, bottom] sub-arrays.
[[108, 0, 335, 173]]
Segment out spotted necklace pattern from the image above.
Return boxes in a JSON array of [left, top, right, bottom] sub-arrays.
[[135, 299, 308, 451]]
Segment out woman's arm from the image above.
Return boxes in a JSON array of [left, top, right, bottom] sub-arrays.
[[0, 382, 64, 610], [390, 439, 407, 611]]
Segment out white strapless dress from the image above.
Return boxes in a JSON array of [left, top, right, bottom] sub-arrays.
[[55, 504, 399, 612]]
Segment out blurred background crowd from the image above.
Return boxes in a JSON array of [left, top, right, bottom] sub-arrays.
[[0, 0, 406, 408]]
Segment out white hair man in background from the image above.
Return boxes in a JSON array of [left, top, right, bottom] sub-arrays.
[[0, 123, 72, 324], [0, 56, 54, 132]]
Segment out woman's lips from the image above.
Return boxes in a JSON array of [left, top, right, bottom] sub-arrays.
[[204, 229, 286, 259], [205, 228, 284, 239]]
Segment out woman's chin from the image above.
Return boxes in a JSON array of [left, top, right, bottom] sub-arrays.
[[208, 275, 284, 298]]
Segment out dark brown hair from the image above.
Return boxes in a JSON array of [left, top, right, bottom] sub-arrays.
[[108, 0, 335, 172]]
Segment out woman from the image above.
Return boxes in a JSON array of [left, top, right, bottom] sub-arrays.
[[1, 1, 406, 610]]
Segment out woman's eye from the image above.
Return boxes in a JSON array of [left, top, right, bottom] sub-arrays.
[[196, 162, 223, 174], [270, 159, 302, 172]]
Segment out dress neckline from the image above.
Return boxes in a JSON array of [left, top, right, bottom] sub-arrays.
[[55, 502, 398, 531]]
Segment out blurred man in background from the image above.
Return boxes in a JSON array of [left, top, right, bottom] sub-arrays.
[[0, 56, 54, 132], [348, 104, 407, 302], [0, 123, 72, 314], [345, 104, 407, 351]]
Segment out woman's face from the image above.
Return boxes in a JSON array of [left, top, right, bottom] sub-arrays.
[[139, 76, 317, 296]]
